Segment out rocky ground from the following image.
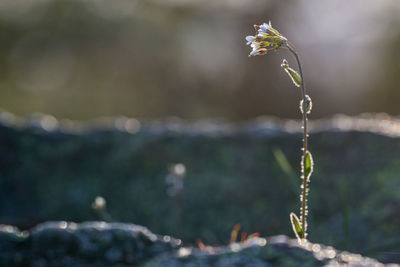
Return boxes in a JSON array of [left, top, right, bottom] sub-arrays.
[[0, 112, 399, 263], [1, 221, 396, 266]]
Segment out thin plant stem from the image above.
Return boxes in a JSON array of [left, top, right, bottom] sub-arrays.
[[246, 23, 313, 239], [287, 44, 308, 236]]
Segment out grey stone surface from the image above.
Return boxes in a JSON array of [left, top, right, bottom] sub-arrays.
[[0, 221, 181, 266], [0, 222, 395, 266], [143, 235, 392, 267]]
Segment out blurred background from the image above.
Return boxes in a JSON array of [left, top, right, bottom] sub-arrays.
[[1, 0, 400, 264], [0, 0, 399, 121]]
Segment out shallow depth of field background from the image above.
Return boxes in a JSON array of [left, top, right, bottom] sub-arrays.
[[0, 0, 399, 121], [1, 0, 400, 263]]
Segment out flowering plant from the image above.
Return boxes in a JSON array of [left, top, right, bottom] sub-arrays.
[[246, 22, 287, 57], [246, 22, 314, 243]]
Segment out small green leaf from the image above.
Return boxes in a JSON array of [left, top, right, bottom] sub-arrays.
[[290, 212, 304, 240], [299, 95, 312, 114], [286, 68, 302, 87], [303, 151, 314, 179], [281, 59, 302, 87]]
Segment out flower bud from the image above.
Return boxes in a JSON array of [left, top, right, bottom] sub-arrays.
[[246, 21, 288, 57]]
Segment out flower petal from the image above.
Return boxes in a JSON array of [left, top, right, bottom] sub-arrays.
[[259, 22, 271, 32], [245, 36, 255, 42], [250, 50, 258, 56], [250, 42, 260, 49]]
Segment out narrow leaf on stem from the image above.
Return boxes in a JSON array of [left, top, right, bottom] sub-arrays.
[[290, 212, 304, 240], [302, 151, 314, 180], [281, 59, 302, 87]]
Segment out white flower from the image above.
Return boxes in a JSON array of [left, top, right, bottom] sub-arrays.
[[250, 49, 259, 56], [246, 35, 255, 45], [250, 42, 260, 49], [246, 21, 286, 57], [249, 48, 268, 57], [259, 21, 272, 33]]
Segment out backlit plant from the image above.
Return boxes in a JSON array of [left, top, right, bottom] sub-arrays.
[[245, 22, 314, 242]]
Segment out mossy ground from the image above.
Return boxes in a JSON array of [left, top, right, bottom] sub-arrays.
[[0, 117, 399, 263]]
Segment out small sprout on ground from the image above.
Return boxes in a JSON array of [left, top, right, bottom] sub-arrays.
[[166, 163, 186, 235], [166, 163, 186, 197], [196, 239, 215, 254], [229, 224, 260, 244], [196, 224, 261, 253], [92, 196, 106, 210], [230, 224, 242, 244], [246, 21, 314, 243], [92, 196, 112, 221]]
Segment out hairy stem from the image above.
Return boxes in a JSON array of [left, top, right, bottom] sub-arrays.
[[287, 44, 308, 236]]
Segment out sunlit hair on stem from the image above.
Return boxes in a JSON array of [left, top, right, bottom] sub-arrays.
[[245, 21, 314, 243]]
